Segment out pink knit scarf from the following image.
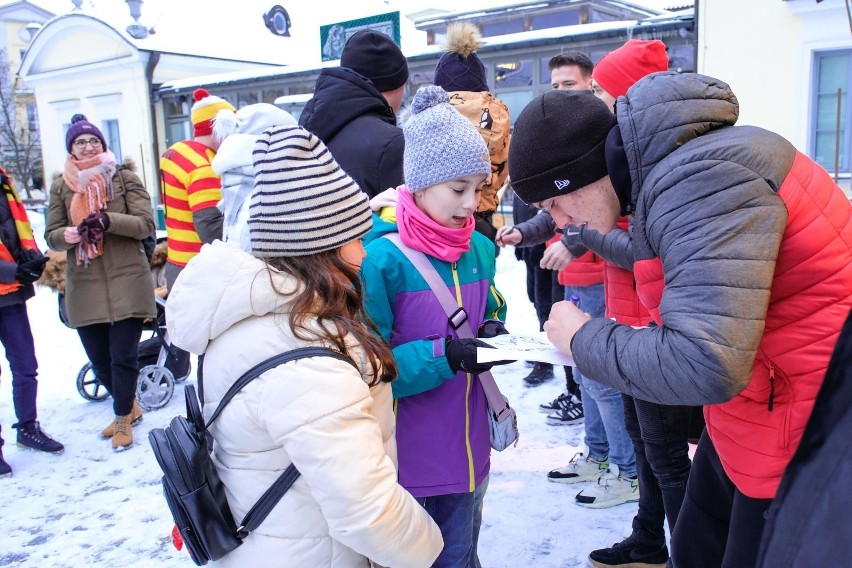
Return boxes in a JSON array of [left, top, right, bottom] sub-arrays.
[[396, 187, 474, 262], [63, 150, 116, 265]]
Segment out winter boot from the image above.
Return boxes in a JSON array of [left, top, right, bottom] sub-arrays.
[[101, 401, 143, 439], [588, 533, 669, 568], [15, 421, 64, 454], [523, 362, 555, 387], [111, 415, 133, 451], [0, 447, 11, 478]]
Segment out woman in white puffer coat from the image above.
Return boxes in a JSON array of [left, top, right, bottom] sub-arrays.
[[167, 124, 443, 568]]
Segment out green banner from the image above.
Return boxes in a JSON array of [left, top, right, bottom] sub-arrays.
[[320, 11, 401, 62]]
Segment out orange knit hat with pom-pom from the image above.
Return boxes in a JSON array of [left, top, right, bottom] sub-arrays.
[[189, 88, 236, 137]]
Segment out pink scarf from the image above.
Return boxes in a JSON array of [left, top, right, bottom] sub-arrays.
[[396, 186, 474, 262], [63, 150, 116, 265]]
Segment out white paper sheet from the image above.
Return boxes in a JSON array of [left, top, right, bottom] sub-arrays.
[[477, 332, 575, 366]]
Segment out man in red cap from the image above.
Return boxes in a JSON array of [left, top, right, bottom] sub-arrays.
[[579, 39, 694, 568], [591, 39, 669, 111]]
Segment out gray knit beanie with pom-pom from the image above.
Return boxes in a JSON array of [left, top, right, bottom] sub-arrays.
[[403, 85, 490, 192]]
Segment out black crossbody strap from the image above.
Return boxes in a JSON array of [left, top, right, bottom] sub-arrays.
[[205, 346, 356, 428], [237, 462, 302, 536], [200, 346, 358, 539]]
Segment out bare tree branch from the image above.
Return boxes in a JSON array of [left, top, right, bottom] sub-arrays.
[[0, 49, 42, 199]]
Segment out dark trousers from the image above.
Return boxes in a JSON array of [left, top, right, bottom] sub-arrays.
[[522, 248, 579, 396], [623, 394, 692, 548], [417, 489, 477, 568], [671, 431, 772, 567], [77, 318, 144, 416], [0, 303, 39, 446]]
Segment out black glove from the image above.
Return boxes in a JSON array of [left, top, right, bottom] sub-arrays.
[[445, 337, 514, 375], [478, 319, 509, 339], [81, 211, 110, 232], [15, 256, 48, 283]]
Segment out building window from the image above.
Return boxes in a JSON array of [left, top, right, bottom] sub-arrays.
[[495, 59, 533, 88], [494, 90, 534, 127], [26, 103, 38, 132], [102, 119, 122, 161], [813, 50, 850, 173]]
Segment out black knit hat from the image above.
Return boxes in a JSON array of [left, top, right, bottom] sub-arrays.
[[509, 90, 616, 204], [341, 30, 409, 92]]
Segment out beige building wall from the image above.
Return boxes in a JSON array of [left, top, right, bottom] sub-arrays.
[[698, 0, 851, 159], [697, 0, 803, 146]]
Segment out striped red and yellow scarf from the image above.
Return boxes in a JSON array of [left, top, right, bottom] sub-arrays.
[[0, 169, 37, 294]]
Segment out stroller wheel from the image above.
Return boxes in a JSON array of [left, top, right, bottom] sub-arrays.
[[76, 362, 111, 402], [136, 365, 175, 411]]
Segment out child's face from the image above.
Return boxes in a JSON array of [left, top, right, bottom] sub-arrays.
[[338, 239, 366, 270], [414, 174, 486, 229]]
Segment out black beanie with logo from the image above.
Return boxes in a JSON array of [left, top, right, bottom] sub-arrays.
[[509, 90, 616, 204]]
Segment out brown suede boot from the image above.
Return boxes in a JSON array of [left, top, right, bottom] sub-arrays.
[[101, 401, 143, 439], [111, 415, 133, 451]]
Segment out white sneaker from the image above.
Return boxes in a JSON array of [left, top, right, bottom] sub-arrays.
[[575, 464, 639, 508], [547, 451, 608, 484]]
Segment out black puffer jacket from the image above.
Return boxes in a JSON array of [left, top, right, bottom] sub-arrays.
[[300, 67, 404, 199]]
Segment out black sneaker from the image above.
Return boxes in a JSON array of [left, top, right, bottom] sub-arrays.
[[15, 421, 64, 454], [546, 400, 584, 425], [588, 534, 669, 567], [0, 448, 11, 478], [523, 362, 555, 387], [539, 392, 575, 413]]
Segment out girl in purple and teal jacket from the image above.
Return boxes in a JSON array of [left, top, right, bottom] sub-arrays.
[[361, 86, 510, 568]]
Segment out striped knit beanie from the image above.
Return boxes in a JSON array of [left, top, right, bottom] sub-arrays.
[[190, 88, 236, 137], [403, 85, 490, 192], [249, 125, 372, 257]]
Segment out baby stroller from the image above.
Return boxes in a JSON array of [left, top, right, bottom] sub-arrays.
[[74, 295, 191, 410]]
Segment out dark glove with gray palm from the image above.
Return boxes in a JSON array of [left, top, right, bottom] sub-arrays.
[[445, 337, 514, 375], [478, 319, 509, 338]]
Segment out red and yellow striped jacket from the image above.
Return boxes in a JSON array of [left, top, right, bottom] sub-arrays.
[[160, 141, 221, 267]]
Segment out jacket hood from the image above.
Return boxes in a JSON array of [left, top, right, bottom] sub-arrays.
[[616, 72, 739, 204], [362, 212, 399, 247], [300, 67, 397, 142], [166, 241, 301, 354]]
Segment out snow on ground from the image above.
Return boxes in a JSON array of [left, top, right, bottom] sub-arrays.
[[1, 217, 639, 567]]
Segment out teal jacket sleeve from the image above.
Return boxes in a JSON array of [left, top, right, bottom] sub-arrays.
[[360, 252, 455, 400]]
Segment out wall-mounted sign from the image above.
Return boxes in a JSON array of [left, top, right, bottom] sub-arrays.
[[320, 11, 400, 62]]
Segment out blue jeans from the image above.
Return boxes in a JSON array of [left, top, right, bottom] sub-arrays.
[[416, 487, 477, 568], [471, 475, 488, 568], [0, 303, 39, 446], [565, 284, 636, 477]]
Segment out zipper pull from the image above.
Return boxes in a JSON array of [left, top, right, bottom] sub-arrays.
[[768, 362, 775, 411], [451, 261, 457, 271]]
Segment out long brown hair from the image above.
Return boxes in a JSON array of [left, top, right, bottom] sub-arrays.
[[264, 248, 396, 386]]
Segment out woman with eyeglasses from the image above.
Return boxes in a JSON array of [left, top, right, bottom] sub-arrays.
[[45, 114, 156, 452]]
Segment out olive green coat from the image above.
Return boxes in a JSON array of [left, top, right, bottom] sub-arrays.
[[45, 165, 156, 328]]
